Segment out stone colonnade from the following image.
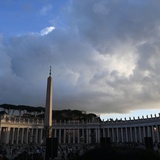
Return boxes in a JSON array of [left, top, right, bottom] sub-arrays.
[[53, 123, 160, 145], [0, 127, 43, 144], [0, 115, 160, 145], [0, 115, 44, 144]]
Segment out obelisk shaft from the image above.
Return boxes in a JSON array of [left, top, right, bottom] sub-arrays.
[[44, 69, 53, 138]]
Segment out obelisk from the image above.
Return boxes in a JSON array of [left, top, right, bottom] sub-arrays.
[[44, 66, 53, 139]]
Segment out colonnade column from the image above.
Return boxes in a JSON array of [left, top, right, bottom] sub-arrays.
[[98, 128, 101, 143], [125, 128, 128, 142], [73, 129, 75, 144], [112, 128, 115, 142], [35, 128, 38, 143], [116, 128, 119, 143], [31, 128, 33, 143], [64, 129, 66, 144], [40, 129, 43, 144], [143, 126, 146, 142], [82, 129, 84, 143], [16, 128, 20, 144], [103, 128, 105, 138], [156, 126, 159, 142], [139, 127, 142, 143], [107, 128, 110, 138], [89, 129, 91, 143], [59, 129, 61, 144], [21, 128, 24, 144], [11, 128, 15, 144], [86, 129, 89, 143], [68, 129, 71, 143], [152, 126, 155, 143], [95, 129, 97, 143], [26, 128, 29, 144], [6, 127, 10, 144], [130, 127, 133, 142], [78, 129, 80, 143], [134, 127, 137, 142], [147, 126, 151, 137], [121, 128, 124, 143]]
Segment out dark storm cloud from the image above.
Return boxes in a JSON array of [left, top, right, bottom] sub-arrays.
[[1, 0, 160, 115]]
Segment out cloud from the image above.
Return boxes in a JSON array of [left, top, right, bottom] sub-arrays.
[[1, 0, 160, 115], [40, 26, 55, 36]]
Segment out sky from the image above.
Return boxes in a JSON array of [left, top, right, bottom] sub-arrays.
[[1, 0, 160, 120]]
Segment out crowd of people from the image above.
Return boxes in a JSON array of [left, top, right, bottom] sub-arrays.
[[58, 145, 87, 160], [0, 144, 45, 160], [0, 142, 159, 160]]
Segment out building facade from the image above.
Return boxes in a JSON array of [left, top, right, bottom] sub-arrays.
[[0, 113, 160, 145]]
